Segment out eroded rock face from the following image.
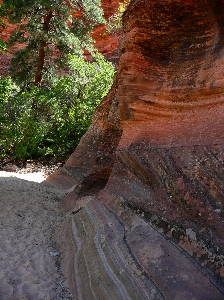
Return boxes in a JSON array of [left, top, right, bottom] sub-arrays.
[[118, 0, 224, 147], [93, 0, 123, 58], [45, 0, 224, 298]]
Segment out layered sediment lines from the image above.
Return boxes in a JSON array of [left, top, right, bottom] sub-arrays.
[[60, 197, 223, 299], [45, 0, 224, 298], [99, 144, 224, 286], [118, 0, 224, 147]]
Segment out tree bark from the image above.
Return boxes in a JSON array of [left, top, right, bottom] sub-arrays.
[[34, 10, 53, 86]]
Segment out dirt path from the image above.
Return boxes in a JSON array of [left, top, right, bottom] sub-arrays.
[[0, 172, 72, 299]]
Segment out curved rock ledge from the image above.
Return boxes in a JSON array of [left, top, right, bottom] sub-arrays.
[[60, 197, 223, 299]]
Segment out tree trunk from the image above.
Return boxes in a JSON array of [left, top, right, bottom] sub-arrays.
[[34, 10, 53, 86]]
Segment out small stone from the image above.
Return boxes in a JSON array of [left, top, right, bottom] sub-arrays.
[[50, 251, 60, 257]]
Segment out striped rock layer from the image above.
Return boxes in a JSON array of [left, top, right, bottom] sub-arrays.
[[45, 0, 224, 299]]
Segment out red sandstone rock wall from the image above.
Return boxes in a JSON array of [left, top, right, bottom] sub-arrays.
[[45, 0, 224, 298], [94, 0, 122, 52], [118, 0, 224, 147]]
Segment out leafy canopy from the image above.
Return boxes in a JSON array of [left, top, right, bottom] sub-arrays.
[[4, 0, 105, 87]]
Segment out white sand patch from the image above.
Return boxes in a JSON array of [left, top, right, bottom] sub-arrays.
[[0, 174, 72, 299], [0, 171, 45, 183]]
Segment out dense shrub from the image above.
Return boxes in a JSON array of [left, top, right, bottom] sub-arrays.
[[0, 53, 115, 160]]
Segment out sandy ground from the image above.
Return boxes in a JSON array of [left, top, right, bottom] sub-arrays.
[[0, 171, 72, 300]]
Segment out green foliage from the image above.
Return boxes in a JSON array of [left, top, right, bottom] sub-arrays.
[[107, 0, 130, 34], [0, 77, 12, 103], [0, 40, 6, 52], [0, 4, 9, 52], [0, 4, 8, 27], [4, 0, 105, 87], [0, 0, 115, 161], [0, 54, 115, 160]]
